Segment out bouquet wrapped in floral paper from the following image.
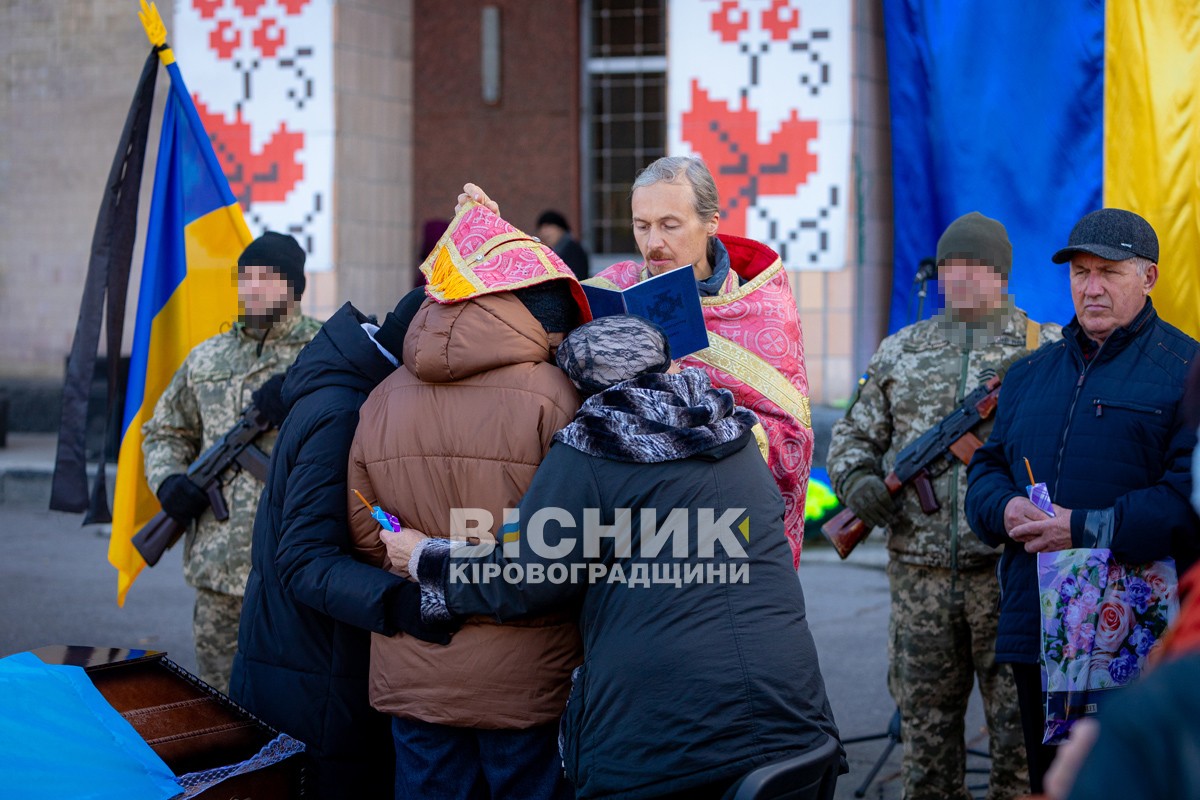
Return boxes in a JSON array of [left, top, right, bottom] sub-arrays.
[[1038, 549, 1178, 743]]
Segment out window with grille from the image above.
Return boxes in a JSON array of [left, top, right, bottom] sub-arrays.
[[583, 0, 667, 257]]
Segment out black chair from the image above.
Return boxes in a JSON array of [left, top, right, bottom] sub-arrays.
[[722, 735, 841, 800]]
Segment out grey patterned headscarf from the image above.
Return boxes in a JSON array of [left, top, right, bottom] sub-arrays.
[[552, 369, 759, 463], [555, 314, 672, 396], [554, 315, 757, 463]]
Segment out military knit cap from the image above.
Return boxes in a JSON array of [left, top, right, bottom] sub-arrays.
[[555, 314, 672, 396], [936, 212, 1012, 280], [238, 231, 307, 298]]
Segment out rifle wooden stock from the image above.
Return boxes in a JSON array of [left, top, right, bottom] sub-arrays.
[[947, 430, 984, 466], [821, 473, 903, 559], [131, 510, 186, 567]]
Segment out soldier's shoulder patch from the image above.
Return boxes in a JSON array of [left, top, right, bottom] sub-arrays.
[[845, 371, 870, 414]]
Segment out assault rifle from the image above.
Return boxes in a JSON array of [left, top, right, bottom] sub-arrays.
[[132, 404, 272, 566], [822, 374, 1004, 559]]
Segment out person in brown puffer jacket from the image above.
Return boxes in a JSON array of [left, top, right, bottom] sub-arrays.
[[348, 201, 589, 800]]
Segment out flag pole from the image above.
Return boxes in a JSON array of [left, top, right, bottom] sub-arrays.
[[138, 0, 174, 64]]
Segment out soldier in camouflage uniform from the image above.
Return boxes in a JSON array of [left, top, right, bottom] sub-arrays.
[[827, 213, 1061, 800], [143, 232, 320, 691]]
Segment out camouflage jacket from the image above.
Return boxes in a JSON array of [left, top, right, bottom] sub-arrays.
[[827, 305, 1062, 570], [142, 310, 320, 595]]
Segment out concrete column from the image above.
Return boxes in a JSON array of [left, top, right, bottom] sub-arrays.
[[333, 0, 415, 321]]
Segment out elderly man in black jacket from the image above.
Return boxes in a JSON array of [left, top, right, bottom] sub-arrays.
[[965, 208, 1200, 794], [229, 291, 451, 799]]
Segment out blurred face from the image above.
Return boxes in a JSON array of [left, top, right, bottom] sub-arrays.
[[537, 223, 565, 249], [631, 180, 719, 279], [1070, 253, 1155, 345], [938, 258, 1006, 320], [238, 264, 295, 326]]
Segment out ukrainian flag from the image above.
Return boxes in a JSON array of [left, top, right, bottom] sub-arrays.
[[883, 1, 1200, 339], [110, 16, 251, 605]]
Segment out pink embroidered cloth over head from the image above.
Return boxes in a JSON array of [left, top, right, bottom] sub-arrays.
[[420, 201, 592, 319]]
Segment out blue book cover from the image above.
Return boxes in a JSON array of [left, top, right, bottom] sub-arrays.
[[582, 266, 710, 357]]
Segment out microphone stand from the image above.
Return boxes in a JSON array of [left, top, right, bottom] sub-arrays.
[[912, 257, 937, 324], [915, 276, 931, 323]]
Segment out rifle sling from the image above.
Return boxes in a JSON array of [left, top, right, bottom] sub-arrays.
[[1026, 318, 1040, 351]]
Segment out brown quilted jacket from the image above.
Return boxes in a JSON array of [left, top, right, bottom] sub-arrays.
[[348, 292, 582, 728]]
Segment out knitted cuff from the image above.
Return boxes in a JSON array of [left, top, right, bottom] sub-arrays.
[[409, 539, 466, 623]]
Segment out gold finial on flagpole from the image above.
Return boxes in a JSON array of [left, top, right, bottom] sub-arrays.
[[138, 0, 176, 65]]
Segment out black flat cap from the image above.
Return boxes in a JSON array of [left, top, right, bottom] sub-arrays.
[[1051, 208, 1158, 264]]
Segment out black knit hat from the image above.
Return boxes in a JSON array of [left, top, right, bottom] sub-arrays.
[[511, 280, 581, 334], [1051, 208, 1159, 264], [536, 210, 571, 231], [375, 286, 427, 363], [238, 231, 307, 298], [936, 212, 1012, 279], [556, 314, 672, 396]]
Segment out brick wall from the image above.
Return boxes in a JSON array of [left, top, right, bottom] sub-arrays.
[[412, 0, 582, 257]]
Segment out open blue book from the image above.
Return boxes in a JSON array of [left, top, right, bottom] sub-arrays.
[[582, 265, 710, 357]]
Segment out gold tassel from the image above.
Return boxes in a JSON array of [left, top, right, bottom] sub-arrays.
[[428, 246, 475, 300]]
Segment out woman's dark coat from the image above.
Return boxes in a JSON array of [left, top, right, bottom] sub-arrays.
[[230, 302, 420, 798]]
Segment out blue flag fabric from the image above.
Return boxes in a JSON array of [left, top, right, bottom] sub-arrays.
[[0, 652, 181, 799], [882, 0, 1104, 331], [109, 52, 251, 605]]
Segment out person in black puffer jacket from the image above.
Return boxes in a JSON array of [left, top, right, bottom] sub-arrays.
[[229, 289, 452, 799], [966, 208, 1200, 793], [384, 314, 844, 800]]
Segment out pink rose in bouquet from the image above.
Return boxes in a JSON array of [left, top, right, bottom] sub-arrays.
[[1094, 595, 1133, 653], [1142, 561, 1176, 604]]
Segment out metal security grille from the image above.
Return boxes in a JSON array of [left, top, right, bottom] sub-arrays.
[[583, 0, 667, 257]]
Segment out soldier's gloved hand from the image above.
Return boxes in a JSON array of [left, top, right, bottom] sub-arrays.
[[251, 374, 288, 428], [844, 472, 897, 529], [157, 474, 209, 524]]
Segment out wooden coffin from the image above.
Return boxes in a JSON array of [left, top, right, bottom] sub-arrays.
[[32, 645, 307, 799]]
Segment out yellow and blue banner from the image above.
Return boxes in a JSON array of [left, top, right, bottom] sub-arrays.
[[109, 7, 251, 605], [884, 1, 1200, 339]]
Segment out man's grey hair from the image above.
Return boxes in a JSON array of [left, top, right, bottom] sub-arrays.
[[1128, 256, 1153, 276], [630, 156, 720, 222]]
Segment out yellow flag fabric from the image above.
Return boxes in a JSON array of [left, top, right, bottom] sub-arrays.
[[1105, 2, 1200, 340]]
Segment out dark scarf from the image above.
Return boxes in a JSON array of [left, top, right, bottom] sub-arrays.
[[553, 368, 758, 463]]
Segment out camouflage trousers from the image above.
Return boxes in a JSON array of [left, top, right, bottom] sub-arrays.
[[193, 586, 243, 693], [887, 560, 1028, 800]]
